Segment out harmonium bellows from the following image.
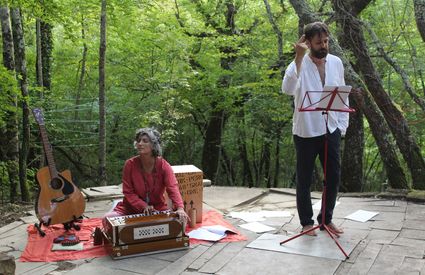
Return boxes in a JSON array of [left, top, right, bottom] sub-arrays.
[[103, 211, 189, 259]]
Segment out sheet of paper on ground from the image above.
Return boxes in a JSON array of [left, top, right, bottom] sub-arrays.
[[188, 224, 236, 241], [239, 222, 275, 233], [227, 211, 291, 222], [344, 210, 379, 222]]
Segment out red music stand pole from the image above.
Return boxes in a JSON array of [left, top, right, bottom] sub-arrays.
[[279, 87, 354, 259]]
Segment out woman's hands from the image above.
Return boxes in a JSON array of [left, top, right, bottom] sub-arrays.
[[141, 206, 190, 226], [176, 207, 190, 225], [142, 205, 155, 215]]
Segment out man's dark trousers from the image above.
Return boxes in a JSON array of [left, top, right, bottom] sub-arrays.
[[293, 128, 341, 227]]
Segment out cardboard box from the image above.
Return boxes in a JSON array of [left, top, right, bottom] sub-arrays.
[[171, 165, 203, 223]]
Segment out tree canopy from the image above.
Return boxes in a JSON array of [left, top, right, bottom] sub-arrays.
[[0, 0, 424, 203]]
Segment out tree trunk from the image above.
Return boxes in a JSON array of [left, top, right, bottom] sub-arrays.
[[98, 0, 107, 186], [357, 89, 408, 189], [11, 7, 30, 202], [289, 0, 408, 190], [0, 6, 19, 203], [263, 0, 285, 76], [341, 97, 364, 192], [220, 147, 235, 186], [332, 1, 409, 190], [414, 0, 425, 43], [273, 129, 281, 188], [237, 118, 254, 187], [40, 21, 52, 90], [34, 19, 46, 169], [75, 15, 87, 121], [36, 19, 43, 90], [200, 1, 237, 184], [263, 139, 272, 188], [333, 0, 425, 189], [202, 109, 226, 183]]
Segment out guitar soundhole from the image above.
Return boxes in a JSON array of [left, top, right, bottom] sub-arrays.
[[50, 178, 63, 190]]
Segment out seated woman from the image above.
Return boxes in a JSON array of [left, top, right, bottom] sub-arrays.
[[103, 127, 189, 225]]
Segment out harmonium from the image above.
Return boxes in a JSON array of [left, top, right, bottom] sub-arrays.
[[103, 211, 189, 259]]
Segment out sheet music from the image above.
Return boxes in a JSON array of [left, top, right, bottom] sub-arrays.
[[317, 85, 352, 110]]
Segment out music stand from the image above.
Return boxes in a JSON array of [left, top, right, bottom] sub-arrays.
[[279, 86, 355, 259]]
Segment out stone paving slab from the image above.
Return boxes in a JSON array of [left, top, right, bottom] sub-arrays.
[[391, 236, 425, 248], [217, 247, 341, 275], [19, 215, 39, 225], [399, 228, 425, 240], [68, 250, 171, 275], [340, 219, 372, 230], [367, 244, 425, 274], [199, 241, 249, 274], [0, 221, 24, 235], [366, 228, 399, 244], [156, 245, 210, 275], [247, 232, 358, 261], [2, 186, 425, 274], [188, 242, 227, 270], [370, 219, 403, 231], [398, 257, 425, 274], [345, 240, 382, 274], [406, 203, 425, 220], [203, 186, 267, 212], [403, 219, 425, 230], [15, 262, 54, 275], [270, 188, 322, 199]]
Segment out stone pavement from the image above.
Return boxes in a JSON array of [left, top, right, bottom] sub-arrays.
[[1, 186, 425, 275]]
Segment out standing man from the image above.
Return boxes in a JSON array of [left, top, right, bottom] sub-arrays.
[[282, 22, 348, 236]]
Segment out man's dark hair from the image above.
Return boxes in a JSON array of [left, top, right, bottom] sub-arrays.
[[303, 22, 330, 40]]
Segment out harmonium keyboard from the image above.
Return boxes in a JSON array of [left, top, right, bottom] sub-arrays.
[[103, 211, 189, 259]]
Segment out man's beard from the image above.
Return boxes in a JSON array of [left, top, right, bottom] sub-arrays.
[[311, 48, 328, 59]]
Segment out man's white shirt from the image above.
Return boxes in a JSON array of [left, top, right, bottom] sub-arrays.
[[282, 53, 349, 138]]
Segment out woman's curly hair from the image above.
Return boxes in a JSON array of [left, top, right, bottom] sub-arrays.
[[134, 127, 162, 157]]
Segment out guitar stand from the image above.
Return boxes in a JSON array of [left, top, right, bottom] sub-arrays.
[[35, 216, 82, 237], [35, 222, 46, 237], [63, 219, 81, 231]]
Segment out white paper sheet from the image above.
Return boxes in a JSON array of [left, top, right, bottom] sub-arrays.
[[317, 85, 352, 110], [188, 228, 227, 241], [345, 210, 379, 222], [313, 200, 340, 210], [51, 242, 84, 251], [227, 211, 292, 222], [239, 222, 276, 233], [258, 210, 292, 218], [202, 225, 237, 235]]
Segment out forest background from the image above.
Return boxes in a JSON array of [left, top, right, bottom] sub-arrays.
[[0, 0, 424, 205]]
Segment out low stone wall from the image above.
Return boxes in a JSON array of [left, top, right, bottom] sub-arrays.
[[0, 252, 15, 275]]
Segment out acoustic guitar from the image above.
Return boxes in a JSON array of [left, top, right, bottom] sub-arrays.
[[32, 108, 86, 226]]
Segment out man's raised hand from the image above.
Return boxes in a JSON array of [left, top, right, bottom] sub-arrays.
[[294, 34, 308, 57]]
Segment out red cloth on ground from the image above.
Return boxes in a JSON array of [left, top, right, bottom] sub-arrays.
[[186, 210, 247, 244], [20, 211, 245, 262], [20, 218, 108, 262]]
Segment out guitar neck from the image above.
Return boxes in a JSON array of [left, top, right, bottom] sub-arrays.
[[39, 124, 59, 179]]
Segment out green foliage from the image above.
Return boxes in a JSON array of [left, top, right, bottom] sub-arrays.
[[0, 161, 10, 203], [0, 0, 423, 200], [0, 66, 18, 128]]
